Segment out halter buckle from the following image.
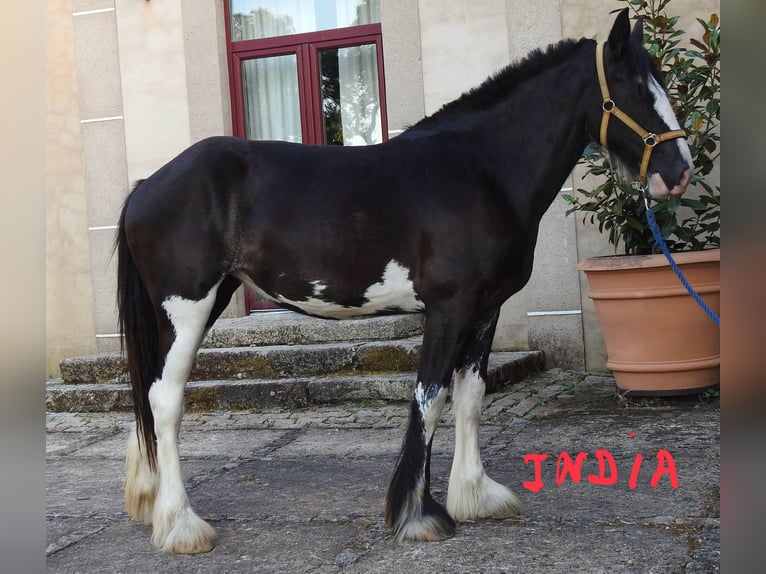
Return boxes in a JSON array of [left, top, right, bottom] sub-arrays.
[[602, 99, 615, 112], [644, 133, 658, 147]]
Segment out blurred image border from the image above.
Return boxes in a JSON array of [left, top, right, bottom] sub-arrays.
[[0, 2, 46, 572]]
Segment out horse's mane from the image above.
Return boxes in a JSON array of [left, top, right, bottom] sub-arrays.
[[406, 38, 590, 132]]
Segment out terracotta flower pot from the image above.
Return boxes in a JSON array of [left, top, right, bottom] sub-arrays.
[[578, 248, 720, 394]]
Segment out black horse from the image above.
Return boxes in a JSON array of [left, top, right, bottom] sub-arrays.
[[117, 9, 692, 553]]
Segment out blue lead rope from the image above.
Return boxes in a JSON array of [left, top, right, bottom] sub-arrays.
[[644, 197, 720, 326]]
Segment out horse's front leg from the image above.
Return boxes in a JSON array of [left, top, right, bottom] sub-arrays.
[[385, 380, 452, 540], [385, 302, 475, 541], [446, 313, 522, 521]]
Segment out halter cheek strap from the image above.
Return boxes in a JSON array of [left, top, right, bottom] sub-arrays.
[[596, 42, 687, 182]]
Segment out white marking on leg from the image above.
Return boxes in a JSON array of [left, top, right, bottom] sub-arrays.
[[392, 382, 451, 541], [447, 364, 521, 521], [125, 424, 158, 524], [415, 381, 448, 443], [148, 281, 221, 553]]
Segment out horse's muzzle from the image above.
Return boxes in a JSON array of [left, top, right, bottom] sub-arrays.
[[647, 166, 692, 199]]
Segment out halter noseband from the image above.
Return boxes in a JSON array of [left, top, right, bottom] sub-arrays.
[[596, 42, 687, 183]]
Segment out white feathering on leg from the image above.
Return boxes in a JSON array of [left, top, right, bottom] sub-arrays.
[[447, 365, 522, 521], [125, 424, 157, 525]]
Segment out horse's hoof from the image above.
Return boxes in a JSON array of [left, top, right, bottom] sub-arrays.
[[152, 506, 216, 554], [447, 474, 523, 522], [394, 512, 457, 542], [168, 536, 215, 555], [388, 494, 457, 542]]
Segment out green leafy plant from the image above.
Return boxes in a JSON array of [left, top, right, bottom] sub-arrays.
[[564, 0, 720, 255]]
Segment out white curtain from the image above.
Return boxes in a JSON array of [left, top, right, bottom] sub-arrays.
[[335, 0, 380, 27], [338, 44, 381, 145], [242, 55, 302, 142], [231, 0, 380, 40]]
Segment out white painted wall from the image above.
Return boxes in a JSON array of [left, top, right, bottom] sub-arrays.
[[115, 0, 192, 182]]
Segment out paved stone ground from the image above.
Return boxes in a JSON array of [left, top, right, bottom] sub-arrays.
[[46, 369, 720, 573]]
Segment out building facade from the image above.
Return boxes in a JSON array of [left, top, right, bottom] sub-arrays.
[[46, 0, 718, 377]]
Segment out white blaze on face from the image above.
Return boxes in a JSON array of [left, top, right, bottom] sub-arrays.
[[647, 74, 694, 170]]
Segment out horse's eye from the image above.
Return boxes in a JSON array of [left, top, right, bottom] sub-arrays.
[[636, 78, 648, 98]]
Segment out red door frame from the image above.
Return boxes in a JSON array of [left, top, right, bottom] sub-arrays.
[[306, 32, 388, 143], [230, 45, 313, 142]]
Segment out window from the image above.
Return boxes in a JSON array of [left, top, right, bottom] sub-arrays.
[[224, 1, 388, 311], [225, 0, 387, 146]]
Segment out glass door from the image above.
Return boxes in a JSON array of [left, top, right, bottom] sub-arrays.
[[241, 54, 303, 143], [317, 43, 383, 145]]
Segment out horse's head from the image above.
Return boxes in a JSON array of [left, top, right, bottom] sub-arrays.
[[593, 8, 693, 199]]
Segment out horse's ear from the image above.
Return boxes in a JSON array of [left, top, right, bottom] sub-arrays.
[[631, 16, 644, 44], [607, 7, 631, 58]]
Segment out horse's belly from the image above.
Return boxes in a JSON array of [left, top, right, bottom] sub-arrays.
[[276, 288, 424, 319], [235, 260, 425, 319]]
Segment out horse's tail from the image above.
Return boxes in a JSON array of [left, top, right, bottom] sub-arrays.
[[116, 180, 158, 469]]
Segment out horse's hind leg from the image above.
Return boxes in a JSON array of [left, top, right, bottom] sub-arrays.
[[124, 278, 237, 530], [143, 280, 222, 553], [446, 312, 522, 521]]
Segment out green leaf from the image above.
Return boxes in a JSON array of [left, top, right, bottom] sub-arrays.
[[689, 39, 707, 52], [680, 198, 707, 211], [627, 217, 644, 231]]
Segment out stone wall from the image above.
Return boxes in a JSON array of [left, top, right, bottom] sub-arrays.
[[46, 0, 97, 377]]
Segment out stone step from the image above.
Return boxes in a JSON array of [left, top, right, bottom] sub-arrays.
[[46, 351, 544, 413], [60, 338, 427, 386], [202, 311, 425, 348]]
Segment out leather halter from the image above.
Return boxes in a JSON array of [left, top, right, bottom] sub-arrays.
[[596, 42, 686, 182]]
